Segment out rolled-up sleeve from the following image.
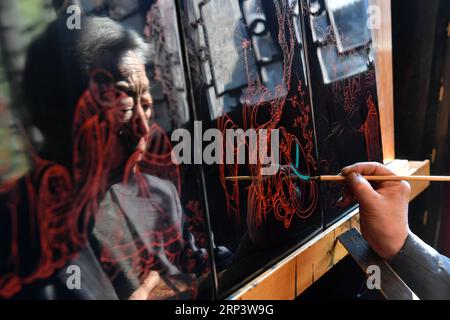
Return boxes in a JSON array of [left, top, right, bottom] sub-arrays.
[[389, 232, 450, 300]]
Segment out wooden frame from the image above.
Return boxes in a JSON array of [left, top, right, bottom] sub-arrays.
[[371, 0, 396, 162]]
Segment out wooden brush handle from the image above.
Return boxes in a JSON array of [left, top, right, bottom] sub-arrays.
[[317, 175, 450, 182]]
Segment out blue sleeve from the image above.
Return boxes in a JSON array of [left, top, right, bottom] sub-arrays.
[[389, 232, 450, 299]]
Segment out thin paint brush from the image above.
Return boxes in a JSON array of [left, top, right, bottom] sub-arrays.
[[225, 175, 450, 182], [311, 175, 450, 182]]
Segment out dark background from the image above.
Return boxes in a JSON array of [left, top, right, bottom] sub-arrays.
[[392, 0, 450, 257]]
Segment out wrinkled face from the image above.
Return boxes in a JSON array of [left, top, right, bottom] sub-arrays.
[[114, 50, 153, 162]]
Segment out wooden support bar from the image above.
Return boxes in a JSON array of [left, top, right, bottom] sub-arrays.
[[337, 228, 417, 300], [235, 259, 297, 300]]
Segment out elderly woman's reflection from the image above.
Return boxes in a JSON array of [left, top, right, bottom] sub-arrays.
[[3, 16, 209, 299]]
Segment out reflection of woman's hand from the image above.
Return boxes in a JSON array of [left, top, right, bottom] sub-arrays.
[[339, 162, 411, 260], [128, 271, 160, 300]]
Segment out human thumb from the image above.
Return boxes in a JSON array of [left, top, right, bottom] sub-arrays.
[[345, 172, 379, 207]]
